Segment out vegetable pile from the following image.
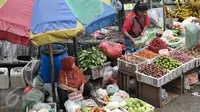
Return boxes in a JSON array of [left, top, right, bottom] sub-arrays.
[[169, 51, 193, 63], [153, 56, 181, 70], [78, 47, 106, 72], [168, 38, 180, 43], [120, 55, 143, 64], [76, 107, 105, 112], [139, 63, 168, 78], [122, 98, 153, 112], [135, 49, 158, 59], [148, 37, 169, 53], [184, 45, 200, 58]]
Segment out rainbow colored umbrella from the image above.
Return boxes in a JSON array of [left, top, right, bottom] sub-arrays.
[[0, 0, 116, 46], [0, 0, 116, 102]]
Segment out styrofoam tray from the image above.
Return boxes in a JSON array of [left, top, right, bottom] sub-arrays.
[[120, 98, 155, 112]]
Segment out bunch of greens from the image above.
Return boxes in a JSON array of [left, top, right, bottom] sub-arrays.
[[78, 47, 106, 72]]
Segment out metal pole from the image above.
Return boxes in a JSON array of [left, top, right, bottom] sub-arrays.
[[73, 37, 79, 66], [163, 0, 166, 31], [119, 0, 125, 31], [48, 44, 56, 102]]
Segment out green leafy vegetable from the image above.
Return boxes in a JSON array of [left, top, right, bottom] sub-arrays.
[[78, 47, 106, 72]]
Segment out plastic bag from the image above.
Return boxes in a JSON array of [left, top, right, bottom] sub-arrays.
[[106, 83, 119, 95], [113, 90, 129, 99], [96, 88, 108, 99], [147, 8, 163, 27], [32, 75, 44, 89], [98, 42, 123, 59], [184, 76, 190, 90], [64, 100, 80, 112], [185, 24, 200, 49], [106, 101, 119, 110], [161, 89, 168, 101], [109, 95, 123, 102], [162, 30, 174, 40], [111, 0, 122, 11]]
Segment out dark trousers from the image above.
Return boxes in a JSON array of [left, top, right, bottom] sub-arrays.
[[58, 83, 91, 112]]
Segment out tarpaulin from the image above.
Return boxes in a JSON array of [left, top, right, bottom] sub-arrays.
[[0, 0, 33, 46], [65, 0, 104, 24], [101, 0, 111, 5], [30, 21, 84, 46], [0, 0, 7, 8], [83, 4, 116, 36], [30, 0, 77, 34]]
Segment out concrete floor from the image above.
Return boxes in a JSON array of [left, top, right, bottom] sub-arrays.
[[0, 86, 200, 112], [155, 86, 200, 112]]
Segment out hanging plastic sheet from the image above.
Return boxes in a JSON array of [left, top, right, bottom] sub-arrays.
[[185, 24, 200, 50], [65, 0, 104, 24]]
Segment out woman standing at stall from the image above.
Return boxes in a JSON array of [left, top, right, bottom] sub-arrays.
[[58, 56, 91, 112], [122, 2, 150, 54]]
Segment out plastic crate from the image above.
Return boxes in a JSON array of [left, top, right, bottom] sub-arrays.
[[136, 71, 172, 87], [120, 98, 155, 112], [136, 57, 183, 87], [117, 56, 147, 74], [196, 58, 200, 67], [170, 66, 182, 80], [182, 58, 196, 73]]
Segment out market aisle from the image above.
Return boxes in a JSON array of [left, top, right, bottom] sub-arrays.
[[155, 86, 200, 112]]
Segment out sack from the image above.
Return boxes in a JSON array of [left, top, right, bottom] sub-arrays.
[[64, 100, 80, 112], [98, 42, 123, 59], [68, 92, 83, 102], [185, 24, 200, 49]]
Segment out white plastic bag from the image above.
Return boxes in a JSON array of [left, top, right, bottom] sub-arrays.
[[162, 30, 174, 40], [111, 0, 122, 11], [64, 100, 80, 112], [147, 8, 163, 27], [106, 101, 119, 110], [113, 90, 129, 99]]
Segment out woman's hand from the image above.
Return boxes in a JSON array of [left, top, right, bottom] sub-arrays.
[[131, 38, 135, 45], [72, 88, 79, 92], [141, 32, 145, 36], [80, 84, 84, 93]]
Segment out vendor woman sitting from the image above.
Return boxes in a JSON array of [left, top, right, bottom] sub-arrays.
[[58, 56, 91, 112]]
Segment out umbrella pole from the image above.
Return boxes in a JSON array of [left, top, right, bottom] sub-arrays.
[[48, 44, 56, 102]]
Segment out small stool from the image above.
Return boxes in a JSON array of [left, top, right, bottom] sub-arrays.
[[10, 67, 26, 88], [0, 68, 9, 89]]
